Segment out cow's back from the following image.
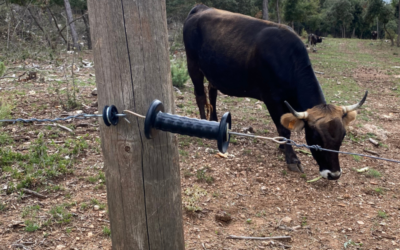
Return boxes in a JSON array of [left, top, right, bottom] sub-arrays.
[[183, 5, 309, 97]]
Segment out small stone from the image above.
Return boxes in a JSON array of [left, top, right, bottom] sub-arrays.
[[88, 232, 93, 237], [76, 237, 80, 240], [369, 138, 379, 146], [215, 211, 232, 223], [94, 205, 100, 211], [357, 221, 364, 225], [89, 224, 94, 228], [255, 177, 264, 183], [281, 216, 292, 223], [91, 88, 98, 96], [241, 127, 254, 133], [262, 241, 271, 246], [56, 245, 66, 250], [260, 186, 267, 191], [240, 214, 246, 219]]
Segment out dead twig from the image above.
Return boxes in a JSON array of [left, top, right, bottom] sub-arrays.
[[363, 149, 380, 156], [34, 123, 74, 133], [55, 123, 74, 133], [21, 188, 47, 199], [277, 242, 292, 248], [314, 71, 324, 74], [11, 244, 29, 250], [227, 235, 291, 241]]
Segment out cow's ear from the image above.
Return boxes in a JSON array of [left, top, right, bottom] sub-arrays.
[[281, 113, 305, 132], [343, 111, 357, 126]]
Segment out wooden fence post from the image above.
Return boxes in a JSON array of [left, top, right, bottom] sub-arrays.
[[87, 1, 184, 249]]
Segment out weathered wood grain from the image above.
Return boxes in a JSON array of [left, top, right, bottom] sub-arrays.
[[87, 1, 184, 249]]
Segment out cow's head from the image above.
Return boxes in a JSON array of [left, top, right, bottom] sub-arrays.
[[281, 91, 368, 180], [316, 36, 322, 43]]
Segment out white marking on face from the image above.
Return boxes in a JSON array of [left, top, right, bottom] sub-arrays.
[[320, 169, 342, 179]]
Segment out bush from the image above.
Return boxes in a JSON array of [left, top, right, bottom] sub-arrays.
[[0, 99, 12, 123], [0, 62, 5, 77], [170, 58, 189, 88], [301, 28, 308, 39]]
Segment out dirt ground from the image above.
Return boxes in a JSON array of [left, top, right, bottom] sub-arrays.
[[1, 38, 400, 250]]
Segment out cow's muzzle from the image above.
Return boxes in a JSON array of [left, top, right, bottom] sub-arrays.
[[320, 169, 342, 180]]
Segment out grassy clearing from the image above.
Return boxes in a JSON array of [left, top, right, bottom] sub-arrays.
[[1, 133, 90, 194], [311, 38, 400, 103]]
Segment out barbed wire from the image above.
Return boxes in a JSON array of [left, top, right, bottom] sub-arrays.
[[0, 113, 126, 124], [283, 138, 400, 164], [1, 113, 399, 164]]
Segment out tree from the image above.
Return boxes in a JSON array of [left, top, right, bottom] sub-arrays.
[[63, 0, 79, 50], [379, 4, 396, 45], [263, 0, 268, 20], [392, 0, 400, 46], [284, 0, 301, 28], [326, 0, 354, 38]]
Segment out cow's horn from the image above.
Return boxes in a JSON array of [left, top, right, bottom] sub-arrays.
[[342, 90, 368, 113], [284, 101, 308, 119]]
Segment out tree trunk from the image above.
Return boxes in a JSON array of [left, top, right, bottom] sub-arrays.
[[383, 24, 394, 46], [352, 28, 355, 38], [276, 0, 280, 23], [28, 7, 52, 47], [87, 0, 184, 249], [344, 25, 346, 38], [81, 11, 92, 49], [398, 3, 400, 47], [63, 0, 79, 50], [377, 17, 379, 39], [263, 0, 268, 20], [47, 7, 67, 44]]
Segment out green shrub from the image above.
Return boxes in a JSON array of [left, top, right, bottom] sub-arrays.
[[0, 99, 12, 122], [301, 28, 308, 39], [170, 58, 189, 88], [0, 62, 5, 77]]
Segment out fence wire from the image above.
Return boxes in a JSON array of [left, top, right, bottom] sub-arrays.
[[1, 114, 399, 164]]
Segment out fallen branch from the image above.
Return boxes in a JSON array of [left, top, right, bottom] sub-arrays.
[[34, 123, 74, 133], [11, 244, 28, 250], [363, 149, 380, 156], [227, 235, 291, 241], [55, 123, 74, 133], [277, 242, 292, 248], [21, 188, 47, 199], [314, 71, 324, 74]]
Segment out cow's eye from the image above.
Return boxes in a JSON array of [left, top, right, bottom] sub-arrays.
[[342, 113, 348, 119]]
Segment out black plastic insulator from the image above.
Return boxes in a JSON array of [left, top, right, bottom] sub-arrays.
[[144, 100, 231, 153], [102, 105, 119, 126]]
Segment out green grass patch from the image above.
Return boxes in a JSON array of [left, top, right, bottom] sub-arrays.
[[367, 169, 382, 178], [196, 168, 214, 184], [48, 204, 73, 225], [377, 210, 387, 219], [103, 226, 111, 237]]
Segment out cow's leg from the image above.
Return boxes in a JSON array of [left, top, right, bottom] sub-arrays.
[[208, 83, 218, 121], [187, 60, 207, 119], [263, 99, 304, 173]]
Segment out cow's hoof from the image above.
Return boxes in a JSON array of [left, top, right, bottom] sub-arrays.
[[287, 163, 304, 173]]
